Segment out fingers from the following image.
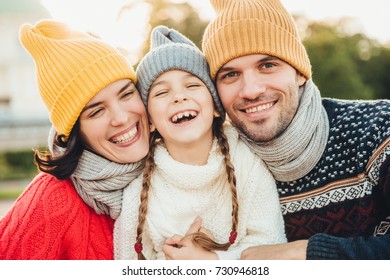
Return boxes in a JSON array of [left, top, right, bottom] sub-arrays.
[[162, 243, 178, 260], [163, 216, 205, 260], [165, 234, 184, 246], [163, 235, 184, 260], [185, 216, 202, 235]]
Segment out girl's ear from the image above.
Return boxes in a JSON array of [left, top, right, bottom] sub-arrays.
[[213, 110, 221, 118]]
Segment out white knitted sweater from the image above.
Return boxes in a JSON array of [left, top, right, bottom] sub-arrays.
[[114, 124, 286, 260]]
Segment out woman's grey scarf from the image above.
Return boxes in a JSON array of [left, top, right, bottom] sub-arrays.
[[71, 151, 144, 219], [237, 80, 329, 182], [48, 127, 144, 219]]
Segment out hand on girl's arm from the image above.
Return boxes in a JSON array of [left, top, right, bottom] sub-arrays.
[[240, 240, 308, 260]]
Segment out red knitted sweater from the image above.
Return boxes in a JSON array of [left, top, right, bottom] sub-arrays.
[[0, 173, 114, 259]]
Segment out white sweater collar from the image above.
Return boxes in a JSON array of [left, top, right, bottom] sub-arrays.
[[154, 139, 225, 190]]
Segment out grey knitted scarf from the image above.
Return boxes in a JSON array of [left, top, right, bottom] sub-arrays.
[[237, 80, 329, 182], [71, 151, 144, 219], [47, 127, 144, 219]]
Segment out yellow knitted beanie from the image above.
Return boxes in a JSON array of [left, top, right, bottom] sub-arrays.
[[19, 20, 137, 137], [202, 0, 311, 80]]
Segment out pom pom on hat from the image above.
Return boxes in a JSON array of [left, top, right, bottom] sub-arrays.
[[19, 19, 137, 137]]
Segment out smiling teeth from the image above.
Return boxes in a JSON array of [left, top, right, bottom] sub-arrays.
[[111, 126, 137, 144], [171, 110, 197, 123], [245, 103, 273, 113]]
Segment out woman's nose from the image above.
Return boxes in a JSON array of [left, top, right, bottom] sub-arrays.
[[111, 107, 129, 126]]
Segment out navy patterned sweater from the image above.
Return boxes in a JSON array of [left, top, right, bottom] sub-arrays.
[[277, 98, 390, 259]]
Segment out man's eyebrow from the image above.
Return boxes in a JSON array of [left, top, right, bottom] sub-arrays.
[[258, 55, 281, 63], [217, 55, 282, 77], [217, 66, 236, 76], [81, 81, 133, 113]]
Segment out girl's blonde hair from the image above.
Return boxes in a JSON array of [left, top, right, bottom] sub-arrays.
[[135, 117, 239, 260]]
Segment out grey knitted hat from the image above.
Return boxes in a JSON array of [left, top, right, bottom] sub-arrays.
[[136, 25, 225, 118]]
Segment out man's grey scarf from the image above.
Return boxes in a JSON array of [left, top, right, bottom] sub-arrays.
[[237, 80, 329, 182], [48, 127, 144, 219]]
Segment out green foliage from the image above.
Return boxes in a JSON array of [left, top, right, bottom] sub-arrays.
[[0, 187, 25, 199], [358, 47, 390, 100], [303, 20, 390, 100], [120, 0, 208, 64], [0, 150, 37, 181], [144, 0, 208, 48]]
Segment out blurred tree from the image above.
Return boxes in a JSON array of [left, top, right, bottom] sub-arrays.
[[358, 45, 390, 99], [119, 0, 208, 62], [117, 3, 390, 100], [303, 19, 390, 100], [303, 22, 374, 100]]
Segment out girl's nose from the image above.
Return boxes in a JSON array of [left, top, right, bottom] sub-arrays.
[[173, 90, 188, 103]]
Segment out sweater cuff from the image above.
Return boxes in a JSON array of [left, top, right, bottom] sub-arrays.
[[306, 233, 342, 260]]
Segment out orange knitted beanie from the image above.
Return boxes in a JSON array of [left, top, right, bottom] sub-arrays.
[[202, 0, 311, 80]]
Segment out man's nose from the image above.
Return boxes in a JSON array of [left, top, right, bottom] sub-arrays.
[[239, 72, 266, 99]]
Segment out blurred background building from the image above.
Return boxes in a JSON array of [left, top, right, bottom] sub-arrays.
[[0, 0, 51, 152]]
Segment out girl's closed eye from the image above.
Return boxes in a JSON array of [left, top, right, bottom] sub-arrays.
[[187, 83, 201, 88], [151, 88, 169, 98]]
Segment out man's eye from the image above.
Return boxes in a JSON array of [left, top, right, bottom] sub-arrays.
[[262, 63, 276, 69], [221, 72, 239, 79]]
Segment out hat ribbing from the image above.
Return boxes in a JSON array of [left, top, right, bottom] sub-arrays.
[[202, 0, 311, 80], [136, 25, 225, 118], [20, 20, 137, 137]]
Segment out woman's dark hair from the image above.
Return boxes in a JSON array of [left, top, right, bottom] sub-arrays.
[[34, 120, 85, 180]]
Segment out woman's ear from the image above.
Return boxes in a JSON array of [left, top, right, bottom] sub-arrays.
[[213, 110, 221, 118], [149, 122, 156, 132]]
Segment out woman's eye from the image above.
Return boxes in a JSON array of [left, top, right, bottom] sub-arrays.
[[121, 90, 134, 98], [89, 108, 103, 118]]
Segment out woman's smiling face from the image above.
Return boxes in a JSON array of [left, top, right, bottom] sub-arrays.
[[79, 79, 149, 163]]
